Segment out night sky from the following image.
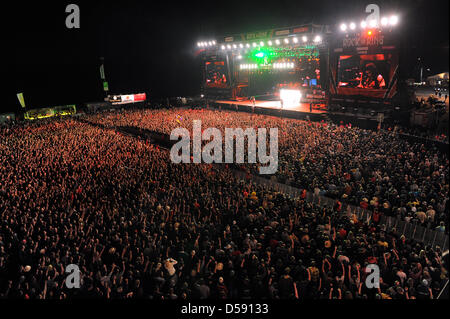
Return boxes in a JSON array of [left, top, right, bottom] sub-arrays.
[[8, 0, 449, 113]]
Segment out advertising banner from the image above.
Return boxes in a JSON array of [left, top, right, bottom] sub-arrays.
[[17, 93, 26, 108]]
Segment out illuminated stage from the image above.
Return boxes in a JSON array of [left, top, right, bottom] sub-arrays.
[[214, 99, 327, 114]]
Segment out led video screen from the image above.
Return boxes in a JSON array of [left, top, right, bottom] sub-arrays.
[[337, 53, 397, 97], [205, 61, 229, 88]]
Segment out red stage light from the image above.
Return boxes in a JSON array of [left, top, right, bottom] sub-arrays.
[[367, 30, 372, 36]]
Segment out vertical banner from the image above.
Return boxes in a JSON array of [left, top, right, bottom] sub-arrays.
[[103, 81, 109, 92], [17, 93, 26, 108], [100, 64, 105, 80]]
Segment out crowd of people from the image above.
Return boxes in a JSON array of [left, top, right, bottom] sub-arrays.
[[0, 110, 448, 300], [87, 108, 449, 232]]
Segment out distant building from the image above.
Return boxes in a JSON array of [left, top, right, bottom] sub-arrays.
[[426, 72, 449, 86]]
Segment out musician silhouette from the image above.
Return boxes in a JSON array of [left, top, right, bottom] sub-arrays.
[[359, 63, 386, 89]]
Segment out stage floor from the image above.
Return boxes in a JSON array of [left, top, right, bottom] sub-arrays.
[[215, 99, 327, 114]]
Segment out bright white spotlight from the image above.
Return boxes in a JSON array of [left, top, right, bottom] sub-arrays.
[[314, 35, 321, 43], [340, 23, 347, 31], [275, 39, 280, 45], [268, 40, 273, 46], [208, 41, 213, 46], [226, 44, 231, 49], [369, 19, 377, 27], [293, 37, 298, 43], [389, 15, 398, 25], [197, 42, 201, 47], [237, 55, 242, 60], [246, 43, 250, 48], [302, 36, 308, 42], [252, 42, 257, 47], [280, 89, 301, 108], [349, 22, 356, 30], [221, 45, 225, 50], [260, 41, 264, 46], [239, 43, 244, 48], [233, 44, 237, 49], [381, 17, 388, 26], [284, 38, 289, 44], [361, 20, 367, 28], [212, 40, 216, 45]]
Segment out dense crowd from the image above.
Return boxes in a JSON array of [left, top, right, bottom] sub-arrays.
[[0, 112, 448, 300], [87, 108, 449, 231]]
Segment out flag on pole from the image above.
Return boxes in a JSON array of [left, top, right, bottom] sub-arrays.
[[17, 93, 26, 108], [100, 64, 105, 80]]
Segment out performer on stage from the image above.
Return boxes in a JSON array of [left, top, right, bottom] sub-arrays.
[[361, 63, 386, 89]]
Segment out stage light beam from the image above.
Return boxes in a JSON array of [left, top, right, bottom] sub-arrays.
[[340, 23, 347, 31], [280, 89, 302, 109], [389, 15, 398, 25]]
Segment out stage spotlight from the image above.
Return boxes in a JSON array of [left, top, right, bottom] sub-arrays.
[[361, 20, 367, 28], [275, 39, 281, 45], [246, 43, 250, 48], [208, 41, 213, 46], [349, 22, 356, 30], [233, 44, 237, 49], [313, 35, 321, 43], [227, 44, 231, 49], [369, 19, 377, 27], [302, 36, 308, 42], [367, 30, 372, 36], [221, 45, 226, 50], [293, 37, 298, 43], [252, 42, 257, 47], [381, 17, 388, 26], [340, 23, 347, 31], [239, 43, 244, 48], [284, 38, 289, 44], [389, 15, 398, 25], [212, 40, 216, 45], [237, 55, 242, 60], [197, 42, 201, 47], [280, 89, 301, 109], [260, 41, 264, 46], [268, 40, 273, 46]]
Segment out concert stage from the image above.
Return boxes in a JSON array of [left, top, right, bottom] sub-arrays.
[[214, 99, 327, 114], [211, 98, 328, 121]]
